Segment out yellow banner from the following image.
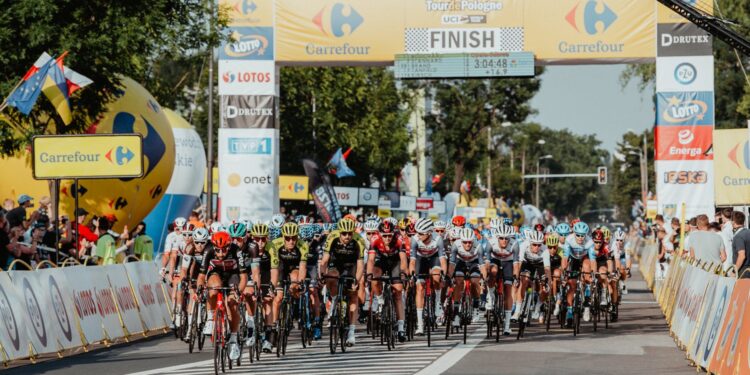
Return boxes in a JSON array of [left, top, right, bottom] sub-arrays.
[[275, 0, 656, 63], [221, 0, 274, 26], [33, 134, 143, 179], [657, 2, 713, 24], [714, 129, 750, 206], [204, 167, 219, 194], [279, 175, 309, 200]]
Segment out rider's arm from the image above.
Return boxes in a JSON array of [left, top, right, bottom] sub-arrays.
[[270, 244, 279, 289], [447, 243, 457, 277], [355, 242, 365, 282]]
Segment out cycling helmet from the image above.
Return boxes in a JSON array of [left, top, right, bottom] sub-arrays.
[[174, 217, 187, 229], [183, 222, 196, 235], [555, 223, 571, 237], [384, 217, 398, 227], [209, 222, 225, 234], [600, 226, 612, 241], [592, 229, 604, 242], [364, 220, 379, 232], [211, 231, 231, 249], [519, 225, 532, 239], [356, 221, 363, 232], [271, 214, 286, 228], [251, 223, 269, 237], [490, 228, 501, 238], [546, 233, 559, 247], [281, 222, 299, 237], [529, 230, 544, 244], [311, 224, 323, 236], [452, 215, 466, 227], [299, 224, 315, 240], [614, 229, 626, 241], [415, 218, 433, 234], [193, 227, 210, 242], [399, 217, 412, 231], [365, 215, 381, 225], [449, 226, 462, 240], [379, 221, 397, 234], [459, 227, 475, 242], [227, 222, 247, 238], [498, 224, 515, 238], [489, 218, 502, 230], [534, 223, 544, 232], [322, 223, 337, 232], [434, 220, 447, 230], [404, 221, 416, 235], [571, 218, 581, 226], [338, 218, 356, 233], [573, 221, 589, 236], [502, 218, 513, 226], [269, 226, 281, 240]]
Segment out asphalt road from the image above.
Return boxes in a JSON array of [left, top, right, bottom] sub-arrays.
[[7, 263, 693, 375]]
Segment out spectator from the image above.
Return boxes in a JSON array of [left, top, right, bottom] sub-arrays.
[[188, 211, 204, 228], [689, 214, 727, 267], [2, 199, 14, 212], [6, 194, 39, 230], [655, 225, 672, 279], [75, 208, 99, 257], [720, 208, 735, 269], [132, 222, 154, 261], [0, 215, 10, 270], [732, 211, 750, 278], [709, 222, 722, 233]]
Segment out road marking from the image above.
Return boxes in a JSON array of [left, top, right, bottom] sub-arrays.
[[620, 301, 658, 304], [413, 326, 486, 375]]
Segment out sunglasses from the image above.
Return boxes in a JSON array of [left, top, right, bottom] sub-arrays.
[[593, 241, 602, 245], [195, 241, 207, 245], [462, 241, 473, 245], [340, 232, 353, 237], [616, 239, 624, 242], [253, 236, 268, 242], [382, 234, 393, 238], [284, 236, 297, 241], [575, 234, 585, 238], [366, 231, 376, 236], [215, 246, 228, 253], [435, 229, 445, 234], [498, 237, 509, 241], [531, 243, 542, 247]]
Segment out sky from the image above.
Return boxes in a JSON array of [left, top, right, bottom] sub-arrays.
[[529, 65, 655, 153]]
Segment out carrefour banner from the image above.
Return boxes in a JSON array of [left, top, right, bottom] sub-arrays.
[[220, 0, 274, 26], [655, 160, 714, 218], [218, 128, 279, 222], [714, 129, 750, 206], [275, 0, 656, 64]]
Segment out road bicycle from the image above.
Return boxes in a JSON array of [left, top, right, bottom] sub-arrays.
[[324, 274, 357, 354], [276, 279, 301, 357], [485, 273, 505, 342], [208, 286, 236, 374]]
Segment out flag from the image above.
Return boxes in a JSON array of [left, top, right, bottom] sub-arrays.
[[42, 53, 73, 124], [303, 159, 341, 223], [327, 147, 355, 178], [5, 58, 55, 115], [23, 52, 92, 96]]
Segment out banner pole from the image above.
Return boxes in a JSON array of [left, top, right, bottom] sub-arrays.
[[678, 202, 686, 256]]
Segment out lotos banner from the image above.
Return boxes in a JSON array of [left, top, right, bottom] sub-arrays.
[[714, 129, 750, 206]]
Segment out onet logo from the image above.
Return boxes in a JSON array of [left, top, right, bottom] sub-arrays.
[[105, 146, 135, 166], [313, 3, 364, 37], [565, 1, 618, 35], [728, 141, 750, 169]]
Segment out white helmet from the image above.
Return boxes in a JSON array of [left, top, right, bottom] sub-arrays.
[[459, 227, 475, 242], [415, 218, 434, 234], [384, 217, 398, 227], [498, 224, 515, 238], [434, 220, 447, 230], [522, 228, 533, 240], [614, 229, 626, 241], [271, 214, 286, 228], [193, 227, 210, 242], [489, 218, 502, 230], [529, 230, 544, 244], [174, 217, 187, 229], [364, 220, 379, 232], [449, 226, 462, 240], [210, 222, 225, 233]]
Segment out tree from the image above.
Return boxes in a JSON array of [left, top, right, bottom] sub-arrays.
[[424, 72, 543, 193], [278, 67, 411, 187], [0, 0, 225, 155], [611, 129, 654, 222]]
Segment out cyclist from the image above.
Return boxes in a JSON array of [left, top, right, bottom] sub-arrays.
[[434, 220, 448, 239], [209, 221, 225, 234], [611, 229, 630, 296], [546, 233, 564, 317], [269, 222, 308, 350], [179, 227, 210, 340], [326, 219, 367, 317], [485, 224, 518, 335], [448, 227, 487, 327], [513, 230, 551, 323], [367, 220, 408, 342], [591, 229, 616, 311], [561, 221, 596, 326], [244, 223, 275, 352], [409, 218, 447, 335], [321, 218, 365, 346], [452, 215, 467, 228], [555, 223, 571, 242], [226, 222, 256, 347], [197, 231, 247, 361], [362, 219, 380, 315], [300, 221, 324, 340], [600, 226, 612, 244]]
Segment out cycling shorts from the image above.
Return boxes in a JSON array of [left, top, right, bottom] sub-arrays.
[[489, 258, 514, 285], [415, 255, 442, 278], [374, 255, 402, 284], [454, 260, 481, 278], [520, 261, 545, 281]]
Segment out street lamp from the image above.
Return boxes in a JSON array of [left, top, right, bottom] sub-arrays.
[[536, 154, 553, 208], [625, 140, 648, 204]]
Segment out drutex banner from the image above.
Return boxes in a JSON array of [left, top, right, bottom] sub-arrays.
[[274, 0, 656, 64]]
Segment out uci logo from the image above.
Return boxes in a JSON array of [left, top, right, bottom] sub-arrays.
[[565, 1, 617, 35], [312, 3, 363, 37]]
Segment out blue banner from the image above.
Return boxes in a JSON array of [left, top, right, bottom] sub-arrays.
[[219, 26, 274, 60], [656, 91, 714, 126]]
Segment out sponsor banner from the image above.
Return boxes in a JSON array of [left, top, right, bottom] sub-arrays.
[[86, 267, 126, 340], [674, 265, 709, 344], [657, 23, 712, 57], [279, 175, 309, 200], [428, 200, 446, 215], [655, 56, 714, 92], [220, 26, 274, 60], [303, 159, 342, 223], [416, 197, 434, 211], [0, 272, 30, 360], [218, 60, 276, 96], [44, 269, 83, 349], [220, 95, 275, 129], [124, 262, 172, 331], [380, 192, 402, 209], [334, 186, 359, 206], [646, 199, 658, 220], [105, 265, 145, 336], [358, 187, 379, 206], [734, 280, 750, 375], [687, 273, 719, 363], [708, 279, 749, 374], [61, 265, 106, 345], [394, 195, 417, 212], [655, 91, 714, 126], [657, 2, 713, 24], [276, 0, 656, 63], [220, 0, 274, 26], [219, 128, 279, 222], [655, 160, 714, 218], [32, 134, 143, 179], [654, 126, 712, 161], [714, 129, 750, 205], [9, 271, 57, 355]]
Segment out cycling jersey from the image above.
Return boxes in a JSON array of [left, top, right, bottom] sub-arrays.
[[268, 237, 309, 276], [164, 231, 185, 254], [245, 239, 272, 292], [368, 233, 404, 282], [199, 244, 246, 276], [562, 234, 596, 261], [486, 237, 520, 262], [325, 236, 365, 268], [517, 244, 551, 268], [449, 240, 486, 264], [409, 234, 445, 259], [325, 230, 366, 254]]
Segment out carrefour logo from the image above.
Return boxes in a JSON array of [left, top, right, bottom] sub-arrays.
[[224, 31, 268, 58], [662, 96, 709, 124], [105, 146, 135, 165], [728, 140, 750, 170], [565, 1, 618, 35], [313, 3, 363, 37]]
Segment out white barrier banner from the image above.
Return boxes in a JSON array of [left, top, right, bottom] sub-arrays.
[[688, 273, 719, 362], [0, 272, 30, 360], [62, 265, 105, 344], [125, 262, 171, 331], [43, 269, 83, 350], [105, 265, 145, 336], [670, 264, 694, 335], [9, 271, 59, 355], [676, 265, 709, 344], [87, 266, 126, 340], [698, 276, 736, 369]]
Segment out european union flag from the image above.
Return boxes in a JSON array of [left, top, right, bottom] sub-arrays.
[[6, 58, 55, 115]]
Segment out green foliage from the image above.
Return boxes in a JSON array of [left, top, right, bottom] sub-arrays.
[[611, 129, 654, 222], [278, 67, 411, 186], [0, 0, 225, 155]]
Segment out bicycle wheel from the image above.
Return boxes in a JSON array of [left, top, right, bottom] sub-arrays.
[[213, 308, 225, 374], [516, 294, 527, 340], [496, 291, 503, 342], [198, 303, 207, 351], [592, 285, 598, 332], [189, 301, 199, 353], [461, 295, 469, 344], [329, 298, 338, 354], [383, 292, 392, 350], [604, 288, 610, 329], [426, 292, 433, 347], [545, 295, 552, 332], [444, 299, 452, 339], [300, 294, 308, 349], [277, 300, 287, 358]]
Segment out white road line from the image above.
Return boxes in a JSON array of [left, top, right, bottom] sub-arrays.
[[620, 301, 658, 304], [413, 325, 486, 375], [129, 359, 214, 375]]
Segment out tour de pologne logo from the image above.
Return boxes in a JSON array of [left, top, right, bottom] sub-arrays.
[[0, 285, 20, 351], [49, 275, 73, 342], [23, 278, 48, 347]]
